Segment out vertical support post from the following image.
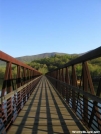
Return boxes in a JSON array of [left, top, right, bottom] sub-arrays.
[[31, 70, 33, 79], [33, 70, 35, 79], [58, 69, 61, 94], [57, 69, 60, 92], [65, 67, 70, 103], [1, 62, 13, 131], [17, 65, 21, 88], [28, 69, 30, 81], [2, 62, 12, 96], [21, 67, 24, 85], [72, 65, 77, 112], [7, 62, 12, 93], [83, 62, 101, 129], [82, 62, 88, 124], [26, 69, 28, 82], [23, 67, 26, 84], [55, 70, 58, 89], [30, 70, 32, 80], [61, 68, 64, 82], [61, 68, 65, 97]]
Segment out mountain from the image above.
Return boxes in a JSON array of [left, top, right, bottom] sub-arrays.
[[0, 52, 79, 65], [16, 52, 68, 63]]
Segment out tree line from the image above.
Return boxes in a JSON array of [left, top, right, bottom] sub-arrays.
[[28, 54, 101, 76], [0, 54, 101, 82]]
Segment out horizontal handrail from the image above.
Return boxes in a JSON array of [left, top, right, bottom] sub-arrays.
[[0, 75, 42, 133], [46, 47, 101, 131], [64, 46, 101, 66], [47, 76, 101, 103], [47, 76, 101, 131], [0, 76, 42, 104], [0, 51, 41, 73], [47, 46, 101, 72]]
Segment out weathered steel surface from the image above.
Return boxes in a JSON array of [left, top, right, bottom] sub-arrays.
[[47, 75, 101, 131], [0, 76, 41, 133], [0, 51, 42, 133], [0, 51, 35, 70], [46, 47, 101, 131]]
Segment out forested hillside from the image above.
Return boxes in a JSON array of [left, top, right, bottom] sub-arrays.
[[16, 52, 67, 63], [0, 54, 101, 89], [28, 54, 78, 74], [28, 54, 101, 76]]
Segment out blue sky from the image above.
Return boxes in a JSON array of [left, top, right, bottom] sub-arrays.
[[0, 0, 101, 57]]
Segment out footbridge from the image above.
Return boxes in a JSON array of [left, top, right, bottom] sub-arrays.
[[0, 47, 101, 134]]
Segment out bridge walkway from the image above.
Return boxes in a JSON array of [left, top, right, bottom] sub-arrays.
[[7, 76, 86, 134]]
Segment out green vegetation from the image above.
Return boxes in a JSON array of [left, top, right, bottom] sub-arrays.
[[28, 54, 79, 74], [0, 67, 5, 89], [28, 54, 101, 76], [15, 52, 67, 63], [0, 54, 101, 92]]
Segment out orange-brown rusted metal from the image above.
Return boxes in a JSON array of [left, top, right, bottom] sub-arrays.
[[71, 65, 77, 111], [0, 51, 41, 73], [0, 51, 42, 133], [46, 46, 101, 131]]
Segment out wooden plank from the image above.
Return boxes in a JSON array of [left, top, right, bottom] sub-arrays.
[[7, 76, 87, 134]]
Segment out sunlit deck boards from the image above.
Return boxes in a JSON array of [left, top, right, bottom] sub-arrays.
[[7, 76, 86, 134]]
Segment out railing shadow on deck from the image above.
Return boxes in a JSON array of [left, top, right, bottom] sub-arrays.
[[0, 51, 42, 133], [46, 46, 101, 132], [7, 76, 87, 134]]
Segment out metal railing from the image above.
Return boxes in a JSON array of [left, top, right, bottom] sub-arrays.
[[0, 51, 42, 133], [46, 46, 101, 131]]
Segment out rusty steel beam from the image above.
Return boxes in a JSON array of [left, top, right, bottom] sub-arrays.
[[71, 65, 77, 111], [65, 67, 70, 85], [61, 68, 63, 82], [17, 65, 21, 88], [47, 75, 101, 103], [0, 51, 41, 73], [65, 67, 70, 103], [46, 46, 101, 131], [0, 51, 41, 98], [64, 46, 101, 67], [0, 50, 42, 133], [82, 62, 89, 124], [46, 46, 101, 73], [1, 62, 12, 96]]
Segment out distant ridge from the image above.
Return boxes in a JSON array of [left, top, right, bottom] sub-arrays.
[[16, 52, 68, 63], [0, 52, 80, 65]]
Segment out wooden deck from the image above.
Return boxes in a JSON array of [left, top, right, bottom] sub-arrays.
[[7, 76, 86, 134]]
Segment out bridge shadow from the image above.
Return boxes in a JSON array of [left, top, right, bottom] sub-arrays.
[[7, 77, 86, 134]]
